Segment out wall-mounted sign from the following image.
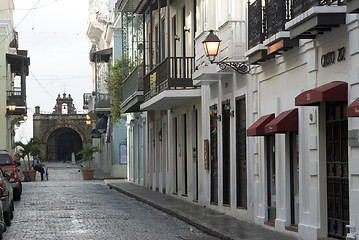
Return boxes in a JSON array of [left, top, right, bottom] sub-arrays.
[[150, 72, 156, 96], [204, 139, 209, 170], [120, 144, 127, 164], [321, 47, 346, 67]]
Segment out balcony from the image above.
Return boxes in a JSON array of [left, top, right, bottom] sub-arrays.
[[85, 93, 111, 116], [120, 65, 144, 113], [246, 0, 299, 64], [134, 0, 175, 14], [83, 93, 92, 110], [194, 20, 248, 84], [246, 0, 273, 64], [347, 0, 359, 13], [263, 0, 299, 56], [95, 93, 111, 109], [286, 0, 346, 39], [141, 57, 200, 110], [6, 51, 30, 116], [246, 0, 347, 64], [6, 89, 26, 116]]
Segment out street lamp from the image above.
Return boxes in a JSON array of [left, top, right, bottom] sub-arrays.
[[86, 114, 91, 125], [8, 102, 16, 111], [202, 30, 221, 64], [202, 30, 251, 75]]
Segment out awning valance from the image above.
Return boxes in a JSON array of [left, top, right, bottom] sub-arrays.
[[265, 109, 298, 134], [247, 114, 275, 136], [90, 47, 113, 63], [347, 98, 359, 117], [295, 82, 347, 106]]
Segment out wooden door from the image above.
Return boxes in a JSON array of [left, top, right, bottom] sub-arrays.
[[222, 101, 231, 205], [236, 97, 247, 208], [210, 105, 218, 204]]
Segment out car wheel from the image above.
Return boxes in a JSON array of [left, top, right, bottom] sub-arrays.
[[9, 202, 13, 220], [3, 211, 11, 226], [13, 188, 21, 201]]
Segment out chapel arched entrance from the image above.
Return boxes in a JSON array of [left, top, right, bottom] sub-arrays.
[[46, 127, 83, 161]]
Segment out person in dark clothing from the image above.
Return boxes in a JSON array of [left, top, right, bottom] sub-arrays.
[[33, 156, 45, 181]]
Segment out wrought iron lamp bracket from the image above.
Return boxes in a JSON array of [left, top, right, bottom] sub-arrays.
[[217, 61, 251, 75]]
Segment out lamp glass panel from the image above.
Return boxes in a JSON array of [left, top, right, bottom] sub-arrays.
[[203, 42, 220, 56], [8, 105, 16, 111]]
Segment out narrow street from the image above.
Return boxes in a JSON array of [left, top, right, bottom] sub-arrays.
[[3, 163, 216, 240]]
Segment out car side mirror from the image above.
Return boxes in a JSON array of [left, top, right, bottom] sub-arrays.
[[15, 161, 21, 167]]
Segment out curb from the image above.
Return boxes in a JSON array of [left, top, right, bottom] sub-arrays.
[[105, 182, 232, 240]]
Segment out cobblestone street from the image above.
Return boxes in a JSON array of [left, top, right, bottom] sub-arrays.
[[3, 163, 216, 240]]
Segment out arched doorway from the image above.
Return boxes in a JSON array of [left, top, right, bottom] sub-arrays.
[[46, 127, 83, 161]]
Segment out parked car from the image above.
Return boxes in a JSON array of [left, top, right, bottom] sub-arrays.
[[0, 151, 22, 200], [0, 169, 13, 227], [0, 190, 7, 239]]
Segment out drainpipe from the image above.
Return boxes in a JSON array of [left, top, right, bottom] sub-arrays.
[[95, 53, 98, 111]]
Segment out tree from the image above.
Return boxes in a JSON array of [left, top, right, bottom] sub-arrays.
[[14, 137, 41, 170], [105, 58, 133, 123], [76, 143, 102, 168]]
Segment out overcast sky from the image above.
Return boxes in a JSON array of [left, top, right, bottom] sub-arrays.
[[13, 0, 92, 142]]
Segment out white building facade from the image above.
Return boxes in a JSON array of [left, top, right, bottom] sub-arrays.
[[0, 0, 29, 153], [246, 1, 359, 239], [86, 0, 127, 177], [193, 0, 253, 222]]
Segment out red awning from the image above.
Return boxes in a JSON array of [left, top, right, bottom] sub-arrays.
[[347, 98, 359, 117], [247, 114, 275, 136], [265, 109, 298, 134], [295, 81, 347, 106]]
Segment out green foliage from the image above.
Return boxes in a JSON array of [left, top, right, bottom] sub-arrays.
[[76, 143, 102, 168], [105, 58, 133, 123], [14, 137, 41, 170]]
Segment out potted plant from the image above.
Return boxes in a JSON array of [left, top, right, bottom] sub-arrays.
[[15, 138, 41, 181], [76, 143, 102, 180]]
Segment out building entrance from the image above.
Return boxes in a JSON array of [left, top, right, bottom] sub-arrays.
[[47, 127, 82, 161], [326, 102, 349, 238], [33, 93, 92, 162]]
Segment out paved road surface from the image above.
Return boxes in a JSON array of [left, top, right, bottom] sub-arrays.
[[3, 163, 217, 240]]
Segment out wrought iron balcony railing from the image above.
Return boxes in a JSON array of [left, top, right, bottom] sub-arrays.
[[7, 89, 25, 106], [248, 0, 348, 50], [6, 89, 26, 116], [95, 93, 112, 109], [123, 65, 143, 102], [83, 93, 92, 109], [265, 0, 289, 39], [248, 0, 265, 50], [143, 57, 195, 102], [291, 0, 345, 19]]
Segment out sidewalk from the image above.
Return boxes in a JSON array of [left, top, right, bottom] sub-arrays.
[[104, 179, 297, 240]]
